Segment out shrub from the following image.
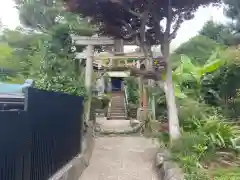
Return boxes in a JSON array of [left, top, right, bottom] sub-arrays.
[[101, 94, 110, 109], [184, 170, 210, 180], [91, 96, 102, 109], [168, 132, 211, 180], [177, 98, 210, 122], [127, 103, 138, 119], [124, 77, 139, 105], [199, 115, 237, 150]]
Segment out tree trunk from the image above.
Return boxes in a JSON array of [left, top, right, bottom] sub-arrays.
[[162, 42, 181, 141], [158, 0, 181, 141]]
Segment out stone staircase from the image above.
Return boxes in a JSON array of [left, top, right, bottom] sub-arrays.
[[108, 92, 127, 120]]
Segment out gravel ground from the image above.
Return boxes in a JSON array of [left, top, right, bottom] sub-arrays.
[[79, 136, 159, 180]]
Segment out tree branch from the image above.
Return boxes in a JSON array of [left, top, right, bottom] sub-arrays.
[[120, 20, 139, 39], [128, 9, 142, 17], [169, 15, 183, 41], [108, 0, 142, 17]]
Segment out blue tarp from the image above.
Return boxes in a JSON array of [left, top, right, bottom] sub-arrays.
[[0, 83, 25, 93], [0, 80, 33, 94]]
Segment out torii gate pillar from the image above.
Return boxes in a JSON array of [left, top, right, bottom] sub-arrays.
[[85, 44, 94, 122], [85, 45, 94, 91]]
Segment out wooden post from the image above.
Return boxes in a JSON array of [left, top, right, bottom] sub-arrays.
[[85, 45, 94, 122]]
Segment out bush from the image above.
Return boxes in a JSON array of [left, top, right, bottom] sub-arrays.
[[211, 167, 240, 180], [125, 77, 139, 105], [127, 103, 138, 119], [101, 94, 110, 109], [166, 113, 238, 180], [91, 96, 102, 109], [199, 115, 237, 149], [180, 113, 237, 150], [168, 132, 211, 180], [177, 98, 210, 122], [172, 35, 224, 66], [184, 170, 210, 180]]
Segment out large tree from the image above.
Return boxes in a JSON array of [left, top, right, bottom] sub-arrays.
[[12, 0, 96, 95], [65, 0, 220, 140], [199, 20, 233, 45], [224, 0, 240, 31], [223, 0, 240, 45]]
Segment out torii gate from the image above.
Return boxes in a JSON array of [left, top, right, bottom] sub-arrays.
[[72, 36, 126, 121], [72, 35, 152, 122]]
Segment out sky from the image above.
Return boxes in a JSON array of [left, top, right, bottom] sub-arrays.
[[0, 1, 229, 51]]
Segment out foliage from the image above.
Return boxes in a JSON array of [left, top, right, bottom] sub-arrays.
[[199, 20, 233, 46], [100, 94, 111, 109], [65, 0, 221, 49], [0, 29, 45, 78], [169, 121, 237, 179], [200, 115, 237, 149], [200, 48, 240, 118], [211, 167, 240, 180], [170, 132, 210, 171], [154, 52, 226, 121], [15, 0, 96, 35], [223, 0, 240, 32], [171, 53, 226, 101], [125, 77, 139, 105], [6, 0, 96, 96], [127, 103, 138, 119], [65, 0, 221, 142], [172, 36, 225, 66], [164, 110, 239, 179], [152, 86, 167, 120]]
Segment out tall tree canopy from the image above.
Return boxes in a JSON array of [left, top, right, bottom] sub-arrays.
[[199, 20, 233, 45], [65, 0, 220, 52], [10, 0, 96, 95], [223, 0, 240, 46]]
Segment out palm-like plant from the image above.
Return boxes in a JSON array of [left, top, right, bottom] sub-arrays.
[[172, 51, 226, 100]]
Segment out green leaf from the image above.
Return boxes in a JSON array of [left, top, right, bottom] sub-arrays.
[[174, 84, 187, 99], [199, 58, 225, 76]]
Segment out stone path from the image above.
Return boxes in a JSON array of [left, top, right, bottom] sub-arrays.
[[96, 118, 134, 131], [79, 119, 159, 180]]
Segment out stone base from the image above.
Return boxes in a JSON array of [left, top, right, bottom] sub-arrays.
[[130, 119, 141, 127], [95, 121, 143, 135], [155, 151, 184, 180], [49, 122, 95, 180]]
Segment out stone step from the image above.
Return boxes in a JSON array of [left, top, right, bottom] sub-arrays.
[[96, 114, 105, 118], [111, 102, 125, 104], [111, 112, 126, 116], [111, 106, 125, 108], [110, 108, 125, 112], [109, 116, 127, 120], [111, 103, 125, 106], [111, 106, 125, 109], [110, 110, 126, 114]]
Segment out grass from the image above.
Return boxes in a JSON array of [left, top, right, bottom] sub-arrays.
[[210, 167, 240, 180]]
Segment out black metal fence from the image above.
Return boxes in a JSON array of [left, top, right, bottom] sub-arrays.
[[0, 87, 84, 180]]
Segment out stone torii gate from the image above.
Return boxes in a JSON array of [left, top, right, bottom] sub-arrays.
[[72, 35, 155, 122], [72, 35, 125, 121]]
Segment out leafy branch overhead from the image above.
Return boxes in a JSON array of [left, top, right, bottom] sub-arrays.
[[64, 0, 221, 51], [14, 0, 96, 36], [11, 0, 97, 95]]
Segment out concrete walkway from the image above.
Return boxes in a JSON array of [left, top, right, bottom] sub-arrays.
[[79, 119, 159, 180]]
